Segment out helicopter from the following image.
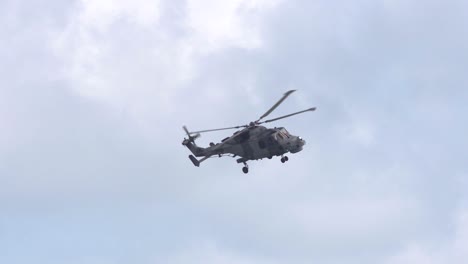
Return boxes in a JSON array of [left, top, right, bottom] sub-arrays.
[[182, 90, 316, 173]]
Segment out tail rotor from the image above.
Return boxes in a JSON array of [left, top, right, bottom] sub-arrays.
[[182, 126, 200, 145]]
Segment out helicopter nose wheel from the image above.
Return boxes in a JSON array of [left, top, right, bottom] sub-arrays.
[[280, 156, 289, 163], [242, 162, 249, 174]]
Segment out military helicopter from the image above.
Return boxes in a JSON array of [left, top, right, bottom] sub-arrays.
[[182, 90, 316, 173]]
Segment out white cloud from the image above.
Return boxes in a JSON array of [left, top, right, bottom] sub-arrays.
[[79, 0, 161, 30], [339, 114, 376, 147], [162, 240, 278, 264], [52, 0, 165, 110], [51, 0, 282, 122], [186, 0, 282, 51], [291, 197, 420, 237], [385, 208, 468, 264]]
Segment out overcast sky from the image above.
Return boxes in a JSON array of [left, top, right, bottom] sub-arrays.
[[1, 0, 468, 263]]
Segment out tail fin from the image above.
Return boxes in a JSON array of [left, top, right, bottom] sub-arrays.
[[182, 126, 205, 157]]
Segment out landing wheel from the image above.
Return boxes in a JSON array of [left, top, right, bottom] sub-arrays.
[[281, 156, 289, 163], [242, 166, 249, 174]]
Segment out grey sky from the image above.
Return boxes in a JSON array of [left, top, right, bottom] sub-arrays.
[[1, 0, 468, 263]]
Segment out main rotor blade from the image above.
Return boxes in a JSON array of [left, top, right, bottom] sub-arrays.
[[183, 125, 201, 140], [183, 126, 190, 136], [190, 125, 247, 134], [256, 90, 296, 123], [259, 107, 316, 124]]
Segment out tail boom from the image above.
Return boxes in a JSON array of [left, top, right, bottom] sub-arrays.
[[182, 140, 205, 157]]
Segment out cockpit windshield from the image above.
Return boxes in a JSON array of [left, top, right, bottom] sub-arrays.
[[276, 127, 290, 139]]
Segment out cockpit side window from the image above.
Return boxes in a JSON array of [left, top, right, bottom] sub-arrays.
[[277, 133, 284, 140], [280, 128, 290, 138]]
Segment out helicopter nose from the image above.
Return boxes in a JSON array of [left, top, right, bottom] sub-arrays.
[[290, 137, 305, 153], [298, 136, 306, 146]]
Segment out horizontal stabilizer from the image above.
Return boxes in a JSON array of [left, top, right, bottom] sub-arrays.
[[189, 155, 200, 167]]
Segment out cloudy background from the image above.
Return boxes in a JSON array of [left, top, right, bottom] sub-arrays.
[[1, 0, 468, 263]]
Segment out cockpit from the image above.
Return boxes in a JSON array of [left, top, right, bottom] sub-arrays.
[[274, 127, 290, 140]]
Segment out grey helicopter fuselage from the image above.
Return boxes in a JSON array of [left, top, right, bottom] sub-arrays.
[[183, 125, 305, 163], [182, 89, 315, 173]]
